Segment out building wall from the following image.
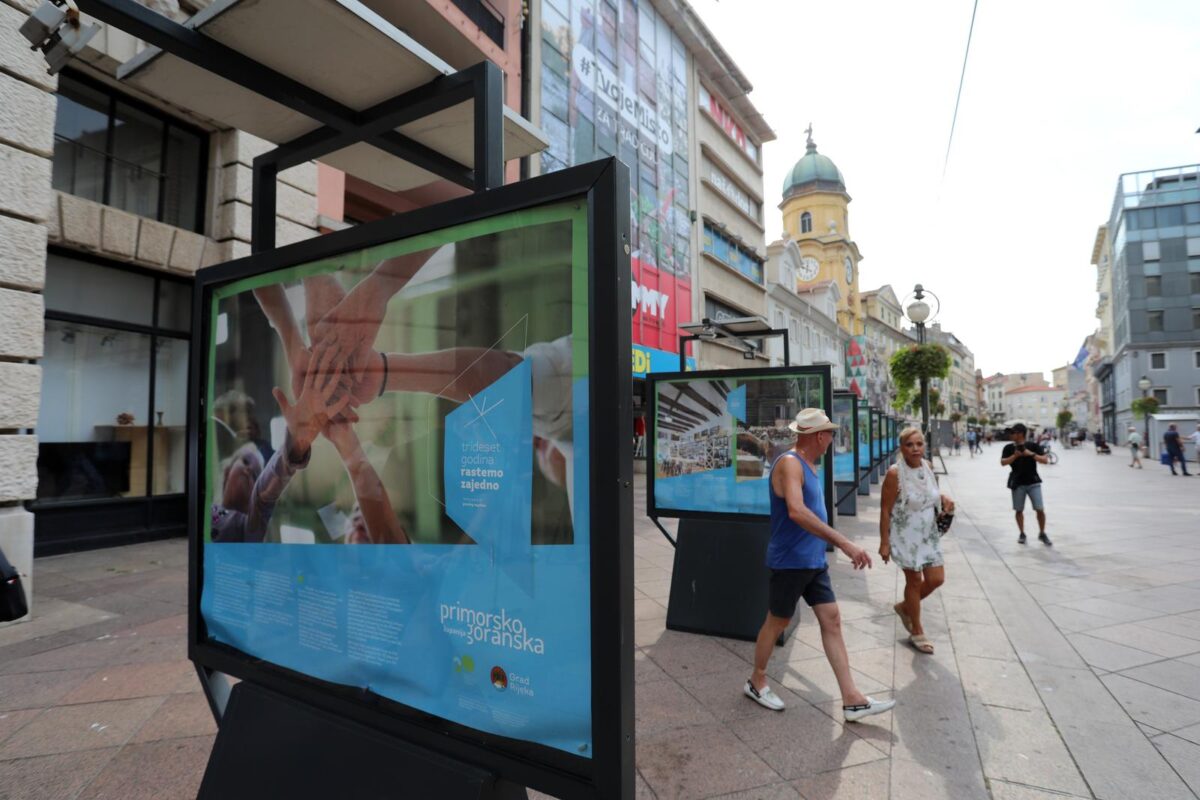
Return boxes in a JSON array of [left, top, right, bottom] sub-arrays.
[[0, 8, 318, 562], [1003, 388, 1066, 430]]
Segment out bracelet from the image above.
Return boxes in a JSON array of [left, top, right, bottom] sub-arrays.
[[378, 351, 388, 398]]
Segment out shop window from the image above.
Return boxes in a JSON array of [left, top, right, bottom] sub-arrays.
[[800, 212, 812, 233], [52, 72, 207, 232], [36, 253, 192, 503]]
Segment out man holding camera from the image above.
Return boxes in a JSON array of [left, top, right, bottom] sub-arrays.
[[1001, 424, 1052, 546]]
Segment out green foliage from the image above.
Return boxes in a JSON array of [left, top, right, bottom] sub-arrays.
[[1131, 396, 1159, 420], [1055, 410, 1073, 430], [909, 386, 941, 415], [967, 415, 979, 425], [889, 344, 951, 408]]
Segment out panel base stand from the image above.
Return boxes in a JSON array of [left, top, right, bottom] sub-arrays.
[[199, 681, 526, 800], [835, 482, 857, 516], [665, 518, 798, 644], [857, 470, 870, 496]]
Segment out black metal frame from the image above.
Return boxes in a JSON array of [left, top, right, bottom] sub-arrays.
[[677, 326, 789, 372], [186, 160, 632, 799], [71, 0, 506, 252], [645, 365, 834, 524]]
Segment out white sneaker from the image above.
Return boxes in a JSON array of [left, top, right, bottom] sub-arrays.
[[843, 696, 895, 722], [744, 680, 785, 711]]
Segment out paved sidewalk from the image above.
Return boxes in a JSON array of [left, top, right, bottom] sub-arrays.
[[1, 445, 1198, 798]]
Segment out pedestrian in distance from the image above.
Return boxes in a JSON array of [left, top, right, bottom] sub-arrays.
[[966, 428, 976, 458], [1126, 426, 1143, 469], [744, 408, 896, 723], [1001, 424, 1052, 545], [879, 428, 955, 654], [1163, 424, 1192, 476], [1187, 424, 1200, 466]]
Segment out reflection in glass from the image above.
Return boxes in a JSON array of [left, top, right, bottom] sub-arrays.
[[37, 321, 152, 501], [44, 253, 155, 327]]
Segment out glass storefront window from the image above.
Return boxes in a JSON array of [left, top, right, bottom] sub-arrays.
[[37, 320, 152, 500], [44, 252, 155, 326], [152, 337, 189, 495], [37, 253, 192, 506], [51, 72, 206, 233]]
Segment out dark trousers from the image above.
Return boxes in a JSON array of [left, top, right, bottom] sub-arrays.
[[1167, 448, 1190, 475]]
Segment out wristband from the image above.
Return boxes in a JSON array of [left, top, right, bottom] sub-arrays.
[[379, 352, 388, 398]]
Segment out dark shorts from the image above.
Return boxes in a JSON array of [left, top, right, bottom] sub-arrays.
[[768, 567, 836, 619]]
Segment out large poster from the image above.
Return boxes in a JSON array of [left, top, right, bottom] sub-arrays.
[[832, 394, 856, 483], [651, 371, 827, 516], [201, 201, 593, 756], [540, 0, 691, 358]]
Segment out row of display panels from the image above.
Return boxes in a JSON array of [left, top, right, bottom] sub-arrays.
[[646, 373, 902, 521], [188, 160, 633, 799]]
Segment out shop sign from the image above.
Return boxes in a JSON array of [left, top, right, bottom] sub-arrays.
[[699, 84, 758, 162]]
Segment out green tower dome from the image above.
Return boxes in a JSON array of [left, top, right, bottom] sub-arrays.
[[783, 128, 845, 197]]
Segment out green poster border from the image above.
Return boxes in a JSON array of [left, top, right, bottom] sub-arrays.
[[203, 199, 589, 543]]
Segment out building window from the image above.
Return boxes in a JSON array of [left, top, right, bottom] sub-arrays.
[[1148, 310, 1164, 332], [1146, 275, 1162, 296], [1191, 273, 1200, 295], [1194, 308, 1200, 329], [1195, 350, 1200, 368], [52, 72, 207, 232], [1189, 238, 1200, 257], [36, 252, 191, 504], [1150, 352, 1167, 370], [701, 222, 764, 284], [1152, 388, 1168, 405], [1142, 241, 1161, 262], [800, 212, 812, 234]]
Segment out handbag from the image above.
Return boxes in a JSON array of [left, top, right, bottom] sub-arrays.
[[936, 511, 954, 534], [0, 546, 28, 622]]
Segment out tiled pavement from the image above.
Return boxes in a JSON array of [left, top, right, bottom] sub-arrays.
[[3, 446, 1200, 798]]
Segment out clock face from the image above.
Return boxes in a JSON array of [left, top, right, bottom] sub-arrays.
[[798, 256, 820, 282], [844, 256, 854, 284]]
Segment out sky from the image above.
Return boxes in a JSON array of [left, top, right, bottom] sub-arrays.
[[688, 0, 1200, 377]]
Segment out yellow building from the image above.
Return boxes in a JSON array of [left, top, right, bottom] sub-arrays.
[[779, 127, 865, 335]]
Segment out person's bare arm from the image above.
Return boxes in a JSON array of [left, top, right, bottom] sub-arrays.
[[1000, 448, 1022, 466], [353, 348, 523, 403], [303, 275, 346, 344], [253, 285, 309, 398], [879, 467, 898, 564], [778, 458, 871, 569], [324, 420, 408, 545]]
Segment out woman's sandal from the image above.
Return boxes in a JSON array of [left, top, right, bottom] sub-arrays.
[[910, 634, 934, 654], [893, 602, 914, 634]]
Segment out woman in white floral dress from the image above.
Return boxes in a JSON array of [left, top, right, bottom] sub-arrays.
[[879, 428, 954, 654]]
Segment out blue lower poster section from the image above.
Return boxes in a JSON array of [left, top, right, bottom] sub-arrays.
[[202, 543, 590, 755], [655, 463, 826, 516], [833, 452, 855, 483], [200, 372, 593, 757]]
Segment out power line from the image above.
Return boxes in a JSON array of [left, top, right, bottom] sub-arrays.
[[943, 0, 980, 180]]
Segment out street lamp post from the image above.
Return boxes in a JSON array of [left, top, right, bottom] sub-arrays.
[[1138, 374, 1152, 457], [904, 284, 938, 457]]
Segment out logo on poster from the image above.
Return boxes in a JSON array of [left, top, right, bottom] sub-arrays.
[[440, 603, 546, 654]]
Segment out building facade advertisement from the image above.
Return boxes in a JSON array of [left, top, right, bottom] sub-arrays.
[[698, 83, 758, 163], [704, 158, 758, 220], [201, 201, 593, 756], [541, 0, 692, 359]]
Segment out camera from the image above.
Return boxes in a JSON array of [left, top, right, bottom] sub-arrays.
[[1014, 443, 1026, 452]]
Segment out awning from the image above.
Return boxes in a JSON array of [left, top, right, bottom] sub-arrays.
[[117, 0, 546, 192]]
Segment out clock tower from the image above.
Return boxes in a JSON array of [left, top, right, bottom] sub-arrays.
[[779, 126, 864, 335]]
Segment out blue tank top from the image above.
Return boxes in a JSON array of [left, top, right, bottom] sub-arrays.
[[766, 451, 828, 569]]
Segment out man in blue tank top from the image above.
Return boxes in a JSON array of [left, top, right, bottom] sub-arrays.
[[744, 409, 897, 723]]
